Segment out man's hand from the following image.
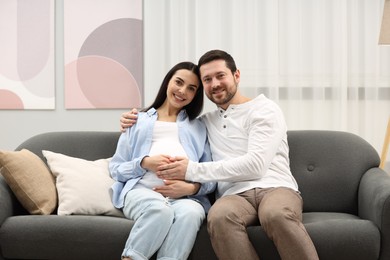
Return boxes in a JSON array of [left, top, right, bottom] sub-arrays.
[[153, 180, 200, 198], [156, 156, 189, 180], [120, 108, 138, 132], [141, 155, 171, 173]]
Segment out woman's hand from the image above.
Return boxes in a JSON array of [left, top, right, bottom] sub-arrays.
[[153, 180, 200, 198], [141, 155, 171, 173]]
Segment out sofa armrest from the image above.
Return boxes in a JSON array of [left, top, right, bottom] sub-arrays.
[[0, 176, 27, 224], [359, 168, 390, 260], [0, 176, 15, 226]]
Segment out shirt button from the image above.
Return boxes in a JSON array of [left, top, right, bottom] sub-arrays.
[[224, 115, 227, 118], [223, 125, 226, 128]]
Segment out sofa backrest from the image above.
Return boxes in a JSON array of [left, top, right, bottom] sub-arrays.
[[16, 131, 121, 162], [15, 130, 380, 215], [288, 130, 380, 214]]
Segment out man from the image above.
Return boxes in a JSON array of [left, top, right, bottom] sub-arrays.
[[121, 50, 319, 260]]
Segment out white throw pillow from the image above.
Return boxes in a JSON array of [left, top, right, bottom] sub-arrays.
[[42, 150, 123, 217]]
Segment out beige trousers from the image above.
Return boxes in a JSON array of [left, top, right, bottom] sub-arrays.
[[207, 187, 319, 260]]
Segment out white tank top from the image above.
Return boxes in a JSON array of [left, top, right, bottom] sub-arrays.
[[135, 121, 187, 189]]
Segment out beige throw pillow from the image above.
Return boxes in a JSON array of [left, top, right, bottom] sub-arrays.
[[0, 149, 57, 215], [42, 150, 123, 217]]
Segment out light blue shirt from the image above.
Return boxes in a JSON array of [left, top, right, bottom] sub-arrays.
[[109, 107, 216, 212]]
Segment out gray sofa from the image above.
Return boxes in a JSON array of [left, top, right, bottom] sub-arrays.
[[0, 130, 389, 260]]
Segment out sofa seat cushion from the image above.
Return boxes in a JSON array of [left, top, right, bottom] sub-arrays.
[[1, 212, 379, 260], [0, 215, 133, 260], [302, 212, 380, 260], [245, 212, 380, 260]]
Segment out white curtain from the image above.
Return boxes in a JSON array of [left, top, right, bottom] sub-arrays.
[[144, 0, 390, 163]]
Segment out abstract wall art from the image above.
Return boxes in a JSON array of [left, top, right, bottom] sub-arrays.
[[64, 0, 143, 109], [0, 0, 55, 109]]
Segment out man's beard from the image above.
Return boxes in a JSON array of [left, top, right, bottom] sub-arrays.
[[208, 86, 237, 107]]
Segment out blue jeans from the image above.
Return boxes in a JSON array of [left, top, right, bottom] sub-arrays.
[[122, 188, 205, 260]]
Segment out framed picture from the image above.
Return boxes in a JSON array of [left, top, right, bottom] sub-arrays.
[[64, 0, 143, 109], [0, 0, 55, 109]]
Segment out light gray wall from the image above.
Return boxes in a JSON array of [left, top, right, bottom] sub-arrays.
[[0, 0, 217, 151], [0, 1, 389, 175], [0, 1, 133, 150]]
